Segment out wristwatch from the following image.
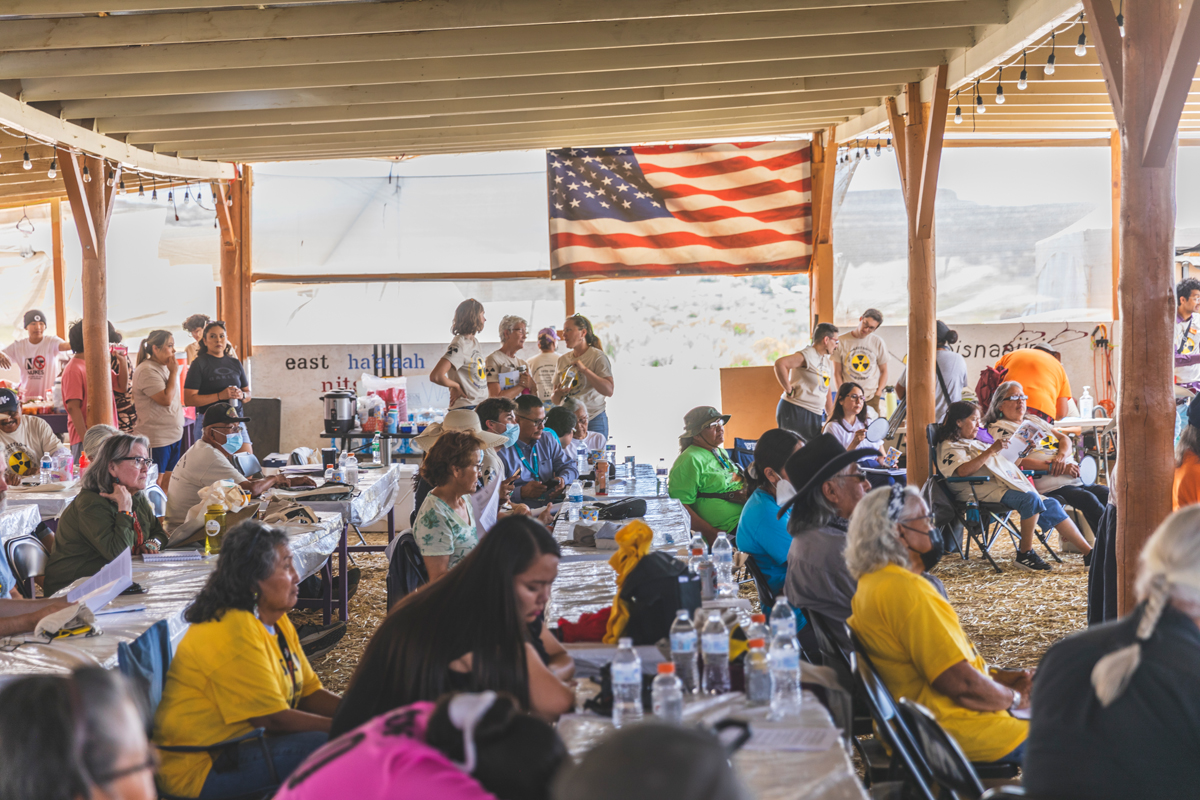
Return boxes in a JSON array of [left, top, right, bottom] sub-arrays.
[[1009, 689, 1022, 712]]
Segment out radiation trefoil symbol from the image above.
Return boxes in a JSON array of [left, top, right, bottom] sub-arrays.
[[850, 353, 871, 374]]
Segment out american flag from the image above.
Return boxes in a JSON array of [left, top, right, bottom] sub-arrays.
[[546, 141, 812, 280]]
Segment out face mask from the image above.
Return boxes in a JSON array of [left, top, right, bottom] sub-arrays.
[[220, 430, 243, 455], [501, 422, 520, 448], [775, 479, 797, 509], [908, 527, 944, 572]]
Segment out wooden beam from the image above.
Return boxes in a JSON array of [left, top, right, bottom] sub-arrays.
[[57, 151, 96, 255], [239, 166, 254, 358], [51, 198, 65, 340], [809, 130, 836, 327], [0, 4, 1003, 79], [564, 280, 575, 317], [251, 271, 553, 283], [81, 153, 114, 429], [1110, 128, 1120, 321], [213, 174, 242, 358], [916, 64, 949, 240], [1115, 0, 1179, 615], [886, 95, 908, 196], [1142, 0, 1200, 167], [22, 30, 973, 101], [1080, 0, 1124, 121]]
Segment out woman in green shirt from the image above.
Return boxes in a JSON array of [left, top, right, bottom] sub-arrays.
[[668, 406, 748, 545], [45, 433, 168, 595]]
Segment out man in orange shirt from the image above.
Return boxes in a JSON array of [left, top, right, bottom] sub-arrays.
[[996, 345, 1071, 422], [1175, 395, 1200, 509]]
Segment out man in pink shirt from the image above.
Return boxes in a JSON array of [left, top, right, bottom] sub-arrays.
[[62, 321, 125, 460]]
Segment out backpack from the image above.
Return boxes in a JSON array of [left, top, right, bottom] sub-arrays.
[[618, 552, 703, 645], [975, 365, 1009, 411], [386, 532, 428, 610]]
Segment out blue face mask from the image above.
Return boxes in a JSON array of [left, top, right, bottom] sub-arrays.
[[220, 431, 243, 455], [501, 422, 520, 448]]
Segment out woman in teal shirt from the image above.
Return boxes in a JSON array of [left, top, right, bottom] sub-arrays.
[[735, 428, 803, 596]]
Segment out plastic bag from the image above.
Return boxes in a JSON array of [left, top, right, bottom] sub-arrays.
[[360, 374, 407, 422], [359, 393, 386, 432]]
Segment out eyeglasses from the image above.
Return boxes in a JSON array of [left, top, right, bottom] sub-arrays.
[[830, 472, 870, 485], [116, 456, 153, 468], [1003, 394, 1028, 402], [94, 751, 159, 783], [898, 514, 936, 529], [702, 420, 725, 430], [516, 415, 547, 428], [846, 394, 865, 402]]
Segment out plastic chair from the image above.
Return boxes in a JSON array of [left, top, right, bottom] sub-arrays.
[[118, 620, 278, 800], [897, 698, 1018, 799], [143, 483, 168, 518], [5, 535, 47, 599], [742, 553, 776, 610]]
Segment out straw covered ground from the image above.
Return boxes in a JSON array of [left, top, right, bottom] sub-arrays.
[[298, 528, 1090, 694]]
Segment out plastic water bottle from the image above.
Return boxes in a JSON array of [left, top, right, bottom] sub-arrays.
[[657, 458, 668, 496], [747, 612, 769, 643], [771, 597, 798, 641], [769, 632, 803, 720], [688, 534, 708, 573], [39, 453, 52, 484], [711, 532, 735, 598], [324, 464, 335, 483], [1079, 386, 1094, 420], [701, 611, 731, 695], [566, 480, 583, 522], [624, 446, 636, 477], [611, 637, 643, 728], [371, 433, 382, 465], [345, 452, 359, 485], [669, 609, 699, 693], [337, 451, 348, 471], [746, 638, 771, 705], [651, 662, 685, 724]]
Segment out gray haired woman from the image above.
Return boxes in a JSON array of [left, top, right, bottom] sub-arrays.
[[1024, 505, 1200, 799], [486, 314, 535, 400], [44, 432, 167, 595]]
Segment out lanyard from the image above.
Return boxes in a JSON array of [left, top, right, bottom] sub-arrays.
[[276, 630, 301, 709], [712, 447, 734, 473], [515, 441, 540, 480]]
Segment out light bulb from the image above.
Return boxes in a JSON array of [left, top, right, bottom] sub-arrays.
[[167, 190, 173, 202], [996, 84, 1005, 104], [976, 94, 986, 114], [954, 105, 963, 124], [151, 188, 158, 200], [1046, 52, 1056, 75], [138, 182, 145, 197], [1076, 31, 1087, 57], [1018, 70, 1028, 90], [1117, 13, 1124, 36], [118, 178, 125, 194], [875, 142, 882, 156], [22, 151, 31, 170], [47, 160, 56, 179], [106, 172, 115, 187], [886, 137, 893, 151], [82, 166, 91, 183]]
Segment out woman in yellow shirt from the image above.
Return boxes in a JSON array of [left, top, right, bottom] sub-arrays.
[[846, 485, 1030, 765], [153, 522, 341, 799]]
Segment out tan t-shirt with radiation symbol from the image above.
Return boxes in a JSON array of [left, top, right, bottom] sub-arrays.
[[838, 332, 888, 393], [782, 345, 832, 414], [444, 334, 489, 409], [555, 346, 614, 419]]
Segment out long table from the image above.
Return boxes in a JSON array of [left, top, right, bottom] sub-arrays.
[[0, 510, 342, 679]]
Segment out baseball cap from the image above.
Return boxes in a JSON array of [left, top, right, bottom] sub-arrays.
[[202, 402, 250, 427], [538, 326, 558, 342], [23, 310, 45, 328], [0, 389, 18, 414]]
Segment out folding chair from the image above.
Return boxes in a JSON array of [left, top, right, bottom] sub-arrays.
[[742, 553, 776, 610], [386, 530, 428, 610], [897, 698, 1018, 800], [803, 611, 878, 769], [979, 789, 1029, 799], [850, 631, 937, 800], [118, 620, 278, 800], [4, 535, 47, 599], [143, 483, 168, 518], [233, 452, 263, 479], [731, 437, 757, 471], [926, 424, 1059, 573]]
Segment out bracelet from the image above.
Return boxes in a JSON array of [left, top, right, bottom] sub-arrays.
[[1008, 689, 1022, 712], [120, 510, 135, 519]]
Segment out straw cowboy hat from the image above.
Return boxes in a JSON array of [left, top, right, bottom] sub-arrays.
[[413, 408, 508, 452]]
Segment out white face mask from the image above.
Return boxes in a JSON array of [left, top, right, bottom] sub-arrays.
[[775, 479, 797, 509]]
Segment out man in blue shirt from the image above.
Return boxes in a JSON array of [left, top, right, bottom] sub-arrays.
[[498, 395, 579, 507]]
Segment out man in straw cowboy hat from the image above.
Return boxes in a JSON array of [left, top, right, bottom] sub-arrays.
[[668, 406, 747, 545]]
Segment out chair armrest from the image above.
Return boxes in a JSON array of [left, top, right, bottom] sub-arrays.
[[156, 727, 267, 754], [1025, 470, 1049, 477], [946, 476, 990, 484]]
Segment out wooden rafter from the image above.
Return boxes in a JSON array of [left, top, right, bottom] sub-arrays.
[[1143, 0, 1200, 166], [916, 64, 949, 240], [1080, 0, 1124, 120]]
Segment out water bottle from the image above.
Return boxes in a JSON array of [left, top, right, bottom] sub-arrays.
[[747, 612, 769, 643], [324, 464, 335, 483], [769, 632, 803, 720], [338, 451, 348, 471], [651, 662, 685, 724], [669, 609, 699, 693], [746, 638, 771, 705], [605, 443, 617, 477], [688, 534, 708, 574], [345, 452, 359, 485], [1079, 386, 1094, 419], [611, 637, 644, 728], [701, 611, 731, 695], [39, 453, 52, 484], [566, 480, 583, 522], [386, 404, 399, 434], [771, 596, 798, 640], [371, 433, 382, 465], [657, 458, 668, 496], [711, 532, 735, 598], [624, 446, 635, 478]]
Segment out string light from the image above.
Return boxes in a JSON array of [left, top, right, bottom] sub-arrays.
[[975, 80, 986, 114], [21, 134, 31, 170], [954, 90, 963, 124], [106, 165, 116, 187], [1075, 13, 1087, 56], [138, 179, 145, 197], [995, 67, 1005, 104], [46, 158, 56, 179], [151, 177, 158, 201], [118, 176, 126, 194], [1046, 31, 1057, 74], [1117, 1, 1124, 37], [875, 140, 882, 157], [167, 189, 173, 202], [1018, 50, 1028, 90], [886, 136, 893, 152], [82, 164, 91, 183]]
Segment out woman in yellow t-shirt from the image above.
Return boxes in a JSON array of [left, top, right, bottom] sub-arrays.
[[153, 522, 341, 799], [846, 485, 1030, 765]]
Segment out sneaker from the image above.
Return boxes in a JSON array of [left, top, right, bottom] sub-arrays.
[[1015, 548, 1052, 572], [297, 621, 347, 660]]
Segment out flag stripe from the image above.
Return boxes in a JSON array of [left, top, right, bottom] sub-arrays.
[[663, 189, 809, 215], [636, 149, 808, 180], [551, 228, 801, 252], [554, 241, 810, 266], [552, 256, 811, 279], [655, 176, 812, 203], [551, 215, 805, 238], [670, 202, 812, 225], [646, 163, 809, 193]]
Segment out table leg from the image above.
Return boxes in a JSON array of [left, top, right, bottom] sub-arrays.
[[339, 523, 350, 622], [321, 561, 332, 626], [387, 507, 395, 543]]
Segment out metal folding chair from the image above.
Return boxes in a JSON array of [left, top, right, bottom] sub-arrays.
[[898, 697, 1018, 799]]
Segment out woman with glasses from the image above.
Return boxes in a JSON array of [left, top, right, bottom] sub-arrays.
[[0, 667, 158, 800], [847, 485, 1030, 766], [667, 406, 746, 545], [183, 320, 251, 449], [154, 522, 340, 799], [551, 315, 613, 440], [984, 380, 1109, 537], [413, 431, 486, 582], [44, 432, 169, 595], [935, 400, 1092, 573]]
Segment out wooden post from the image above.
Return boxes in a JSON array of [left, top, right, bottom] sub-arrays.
[[809, 129, 837, 328], [1113, 0, 1185, 614], [1110, 130, 1120, 321], [59, 152, 117, 428], [50, 198, 65, 339], [213, 165, 254, 357], [564, 279, 575, 317], [898, 66, 949, 489], [239, 165, 254, 358]]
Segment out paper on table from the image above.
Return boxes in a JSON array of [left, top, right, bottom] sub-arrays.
[[743, 726, 841, 752], [498, 370, 520, 389], [67, 548, 132, 613]]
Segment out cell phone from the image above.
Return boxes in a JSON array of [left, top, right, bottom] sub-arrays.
[[120, 582, 147, 596]]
